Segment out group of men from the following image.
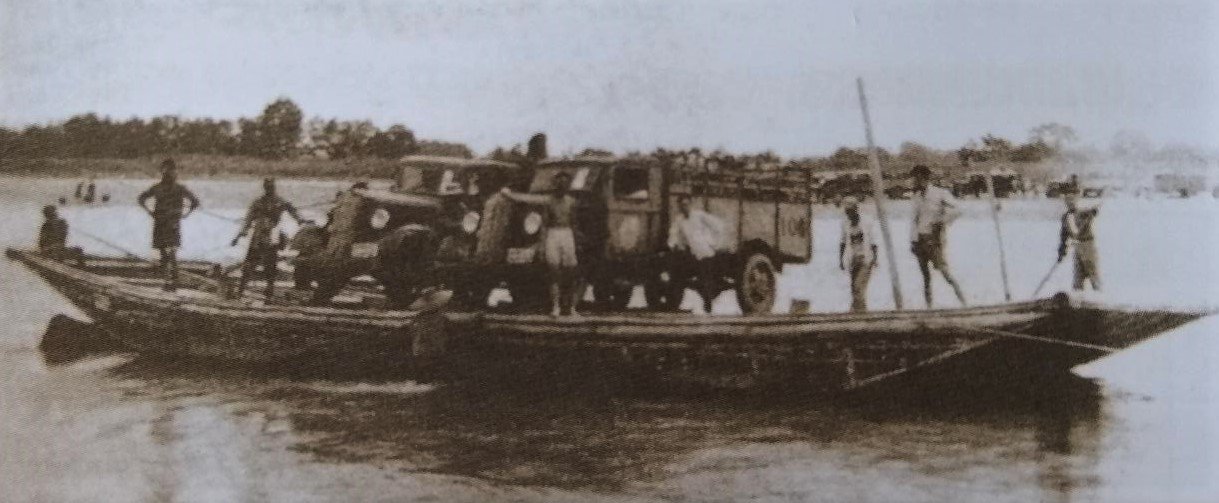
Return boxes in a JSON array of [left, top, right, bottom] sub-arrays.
[[839, 164, 1101, 312], [498, 171, 728, 317], [131, 159, 307, 296], [39, 159, 1101, 313]]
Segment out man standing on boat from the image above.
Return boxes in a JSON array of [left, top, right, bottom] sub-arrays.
[[668, 194, 726, 314], [838, 198, 879, 312], [231, 177, 309, 299], [909, 164, 967, 307], [137, 159, 200, 292], [501, 172, 582, 317], [1058, 192, 1101, 291]]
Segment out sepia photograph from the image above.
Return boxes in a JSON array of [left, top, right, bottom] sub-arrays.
[[1, 0, 1216, 501]]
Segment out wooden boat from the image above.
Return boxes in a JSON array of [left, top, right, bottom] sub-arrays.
[[9, 247, 1213, 393], [465, 296, 1213, 393], [6, 248, 452, 372]]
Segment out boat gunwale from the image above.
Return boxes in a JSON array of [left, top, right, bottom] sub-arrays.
[[7, 248, 440, 325], [10, 248, 1215, 332]]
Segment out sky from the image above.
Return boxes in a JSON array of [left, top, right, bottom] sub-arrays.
[[1, 0, 1216, 157]]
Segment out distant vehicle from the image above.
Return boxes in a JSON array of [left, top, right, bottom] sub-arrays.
[[814, 170, 911, 202], [484, 155, 813, 315], [952, 169, 1022, 199], [1154, 173, 1206, 198], [814, 170, 871, 203]]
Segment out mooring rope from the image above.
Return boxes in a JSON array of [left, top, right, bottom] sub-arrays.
[[954, 325, 1118, 353]]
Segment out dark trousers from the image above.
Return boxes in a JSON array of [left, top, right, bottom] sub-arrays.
[[238, 246, 279, 298]]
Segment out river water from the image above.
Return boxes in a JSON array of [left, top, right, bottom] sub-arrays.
[[1, 176, 1217, 502]]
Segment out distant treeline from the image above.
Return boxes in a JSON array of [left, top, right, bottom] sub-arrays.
[[0, 98, 473, 163], [8, 94, 1174, 182]]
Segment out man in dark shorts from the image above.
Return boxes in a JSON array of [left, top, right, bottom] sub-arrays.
[[231, 178, 309, 299], [909, 164, 967, 307], [137, 159, 200, 292]]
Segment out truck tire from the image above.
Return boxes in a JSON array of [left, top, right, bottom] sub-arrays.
[[507, 279, 547, 312], [597, 279, 634, 311], [736, 252, 776, 315]]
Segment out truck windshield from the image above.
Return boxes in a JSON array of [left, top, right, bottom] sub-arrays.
[[530, 166, 598, 193], [399, 167, 468, 195]]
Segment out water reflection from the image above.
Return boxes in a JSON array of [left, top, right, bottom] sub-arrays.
[[39, 317, 1111, 500]]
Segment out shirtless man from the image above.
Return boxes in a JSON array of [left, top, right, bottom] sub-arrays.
[[137, 159, 200, 292], [502, 172, 581, 316]]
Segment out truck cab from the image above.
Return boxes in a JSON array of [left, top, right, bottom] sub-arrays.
[[296, 156, 524, 307]]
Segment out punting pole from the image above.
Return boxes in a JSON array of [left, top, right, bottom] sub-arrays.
[[982, 165, 1012, 301], [855, 77, 904, 310]]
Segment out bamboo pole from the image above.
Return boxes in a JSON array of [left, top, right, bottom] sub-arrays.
[[855, 77, 904, 310], [982, 165, 1013, 301]]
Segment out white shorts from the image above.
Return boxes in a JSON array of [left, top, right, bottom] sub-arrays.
[[544, 228, 578, 269]]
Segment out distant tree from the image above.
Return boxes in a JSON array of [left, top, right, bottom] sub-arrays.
[[898, 141, 936, 164], [578, 148, 614, 157], [828, 147, 868, 171], [365, 124, 417, 159], [977, 134, 1013, 161], [250, 98, 303, 158], [1010, 140, 1052, 162], [489, 144, 528, 164], [1029, 122, 1077, 150], [415, 140, 473, 159]]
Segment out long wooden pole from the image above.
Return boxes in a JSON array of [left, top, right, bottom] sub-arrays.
[[855, 77, 903, 310], [982, 166, 1012, 301]]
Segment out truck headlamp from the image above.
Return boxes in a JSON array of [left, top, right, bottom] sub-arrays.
[[523, 212, 542, 235], [461, 211, 481, 234], [370, 207, 390, 230]]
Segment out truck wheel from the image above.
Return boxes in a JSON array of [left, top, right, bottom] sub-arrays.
[[596, 279, 633, 311], [645, 268, 685, 311], [507, 279, 547, 312], [736, 252, 776, 315]]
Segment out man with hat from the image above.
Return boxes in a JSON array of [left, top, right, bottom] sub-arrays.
[[909, 164, 967, 307], [838, 197, 879, 312], [137, 159, 200, 292], [231, 177, 309, 299], [1058, 191, 1101, 291]]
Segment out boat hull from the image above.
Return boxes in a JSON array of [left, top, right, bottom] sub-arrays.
[[463, 297, 1209, 394], [9, 248, 1211, 392], [8, 249, 450, 372]]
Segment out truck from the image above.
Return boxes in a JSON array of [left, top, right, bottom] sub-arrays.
[[294, 156, 526, 307], [482, 155, 813, 315]]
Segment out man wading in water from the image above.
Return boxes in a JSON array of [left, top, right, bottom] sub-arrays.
[[502, 172, 582, 317], [137, 159, 200, 292], [231, 177, 309, 299], [909, 164, 967, 307]]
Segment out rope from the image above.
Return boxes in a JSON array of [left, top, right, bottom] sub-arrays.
[[953, 325, 1118, 353]]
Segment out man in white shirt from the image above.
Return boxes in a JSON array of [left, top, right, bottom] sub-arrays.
[[909, 165, 967, 307], [838, 198, 879, 312], [668, 195, 726, 313]]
